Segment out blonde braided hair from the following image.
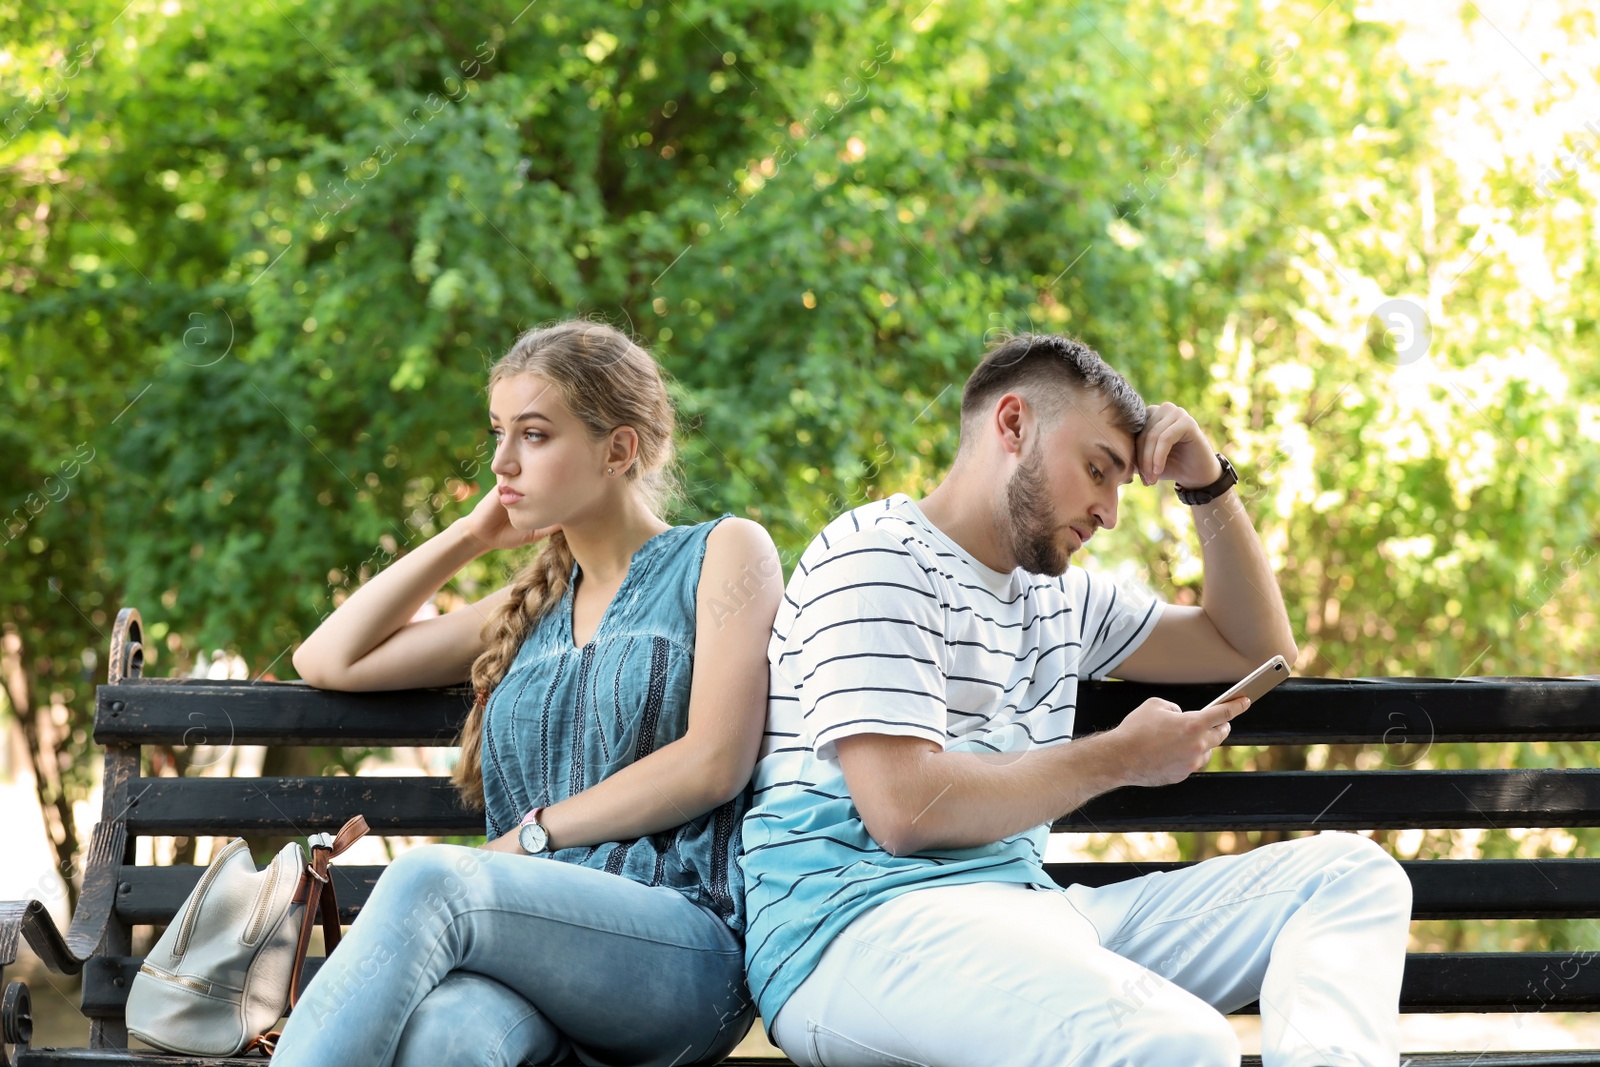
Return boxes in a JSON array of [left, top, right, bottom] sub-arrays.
[[454, 319, 682, 809]]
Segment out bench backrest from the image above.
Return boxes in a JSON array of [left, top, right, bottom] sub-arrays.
[[78, 610, 1600, 1034]]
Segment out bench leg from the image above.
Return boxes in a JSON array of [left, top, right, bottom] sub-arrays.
[[86, 922, 129, 1049], [88, 1019, 129, 1050], [2, 979, 32, 1067]]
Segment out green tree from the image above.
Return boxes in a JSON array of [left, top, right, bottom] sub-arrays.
[[2, 1, 1597, 950]]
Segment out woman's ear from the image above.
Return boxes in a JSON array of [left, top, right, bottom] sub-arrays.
[[607, 425, 640, 473]]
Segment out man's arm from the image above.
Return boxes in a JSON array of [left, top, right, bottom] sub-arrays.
[[1112, 403, 1299, 684], [835, 695, 1247, 856]]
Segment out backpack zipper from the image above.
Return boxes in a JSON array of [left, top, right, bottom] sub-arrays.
[[139, 961, 211, 994], [242, 850, 285, 946], [173, 839, 248, 958]]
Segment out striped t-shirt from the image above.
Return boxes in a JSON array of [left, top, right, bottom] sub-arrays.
[[741, 493, 1164, 1029]]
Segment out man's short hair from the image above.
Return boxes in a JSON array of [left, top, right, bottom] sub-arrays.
[[958, 333, 1146, 451]]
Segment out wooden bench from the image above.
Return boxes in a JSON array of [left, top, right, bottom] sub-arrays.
[[4, 607, 1600, 1065]]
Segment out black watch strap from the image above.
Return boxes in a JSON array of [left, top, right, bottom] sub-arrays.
[[1175, 453, 1238, 506]]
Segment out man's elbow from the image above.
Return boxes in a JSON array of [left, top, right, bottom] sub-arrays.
[[859, 805, 924, 858], [835, 735, 943, 855], [1235, 625, 1298, 672]]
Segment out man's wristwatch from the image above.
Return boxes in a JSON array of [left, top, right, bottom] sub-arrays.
[[1175, 453, 1239, 506], [517, 807, 551, 855]]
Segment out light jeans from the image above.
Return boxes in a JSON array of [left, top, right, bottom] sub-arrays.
[[271, 844, 755, 1067], [770, 832, 1411, 1067]]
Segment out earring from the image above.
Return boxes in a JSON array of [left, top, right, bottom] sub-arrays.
[[606, 467, 614, 475]]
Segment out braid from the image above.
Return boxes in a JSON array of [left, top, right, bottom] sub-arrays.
[[453, 530, 576, 809]]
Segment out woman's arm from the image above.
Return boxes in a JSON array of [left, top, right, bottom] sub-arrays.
[[293, 491, 554, 691], [484, 517, 782, 851]]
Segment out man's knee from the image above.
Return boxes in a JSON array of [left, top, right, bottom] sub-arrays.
[[1308, 832, 1412, 914]]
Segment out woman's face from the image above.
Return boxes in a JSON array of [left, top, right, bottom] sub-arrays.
[[487, 373, 609, 529]]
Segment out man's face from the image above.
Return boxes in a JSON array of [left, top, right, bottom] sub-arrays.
[[1002, 397, 1137, 576]]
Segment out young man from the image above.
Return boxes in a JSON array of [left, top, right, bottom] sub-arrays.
[[742, 334, 1411, 1067]]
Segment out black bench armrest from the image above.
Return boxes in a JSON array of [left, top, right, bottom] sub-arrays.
[[0, 815, 129, 977], [0, 816, 127, 1065], [0, 898, 72, 1066], [0, 819, 126, 985], [0, 900, 81, 978]]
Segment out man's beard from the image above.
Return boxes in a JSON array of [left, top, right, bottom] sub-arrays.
[[1005, 444, 1069, 576]]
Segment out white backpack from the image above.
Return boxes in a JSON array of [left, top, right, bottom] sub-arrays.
[[126, 816, 367, 1056]]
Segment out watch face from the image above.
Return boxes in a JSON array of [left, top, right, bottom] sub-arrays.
[[518, 821, 549, 854]]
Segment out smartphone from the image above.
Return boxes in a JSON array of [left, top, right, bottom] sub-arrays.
[[1201, 654, 1290, 710]]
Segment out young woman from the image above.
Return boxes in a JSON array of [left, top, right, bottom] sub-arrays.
[[272, 320, 781, 1067]]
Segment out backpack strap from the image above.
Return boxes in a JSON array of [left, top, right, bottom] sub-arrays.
[[287, 815, 369, 1009], [244, 1031, 279, 1056]]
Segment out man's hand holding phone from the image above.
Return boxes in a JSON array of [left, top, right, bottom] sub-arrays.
[[1102, 656, 1289, 789], [1110, 695, 1249, 788]]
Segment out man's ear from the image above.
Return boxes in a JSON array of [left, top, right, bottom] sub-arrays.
[[993, 393, 1029, 457]]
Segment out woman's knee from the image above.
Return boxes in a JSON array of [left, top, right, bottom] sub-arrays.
[[364, 844, 490, 925], [378, 843, 482, 896], [393, 972, 565, 1067]]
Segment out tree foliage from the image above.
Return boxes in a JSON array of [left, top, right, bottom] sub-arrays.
[[3, 0, 1598, 942]]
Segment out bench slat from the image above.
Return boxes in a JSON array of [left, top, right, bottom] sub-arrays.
[[119, 769, 1600, 836], [76, 952, 1600, 1019], [1075, 676, 1600, 743], [93, 676, 1600, 745], [1060, 769, 1600, 832], [118, 865, 384, 924], [125, 777, 479, 836], [95, 680, 471, 747], [1405, 950, 1600, 1012], [1050, 859, 1600, 920], [113, 859, 1600, 926]]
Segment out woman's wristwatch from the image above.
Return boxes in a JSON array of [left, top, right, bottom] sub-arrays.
[[517, 806, 551, 855]]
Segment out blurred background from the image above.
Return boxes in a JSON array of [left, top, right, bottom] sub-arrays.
[[2, 0, 1598, 1053]]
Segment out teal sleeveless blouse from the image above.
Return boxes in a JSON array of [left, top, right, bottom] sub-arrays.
[[479, 515, 749, 931]]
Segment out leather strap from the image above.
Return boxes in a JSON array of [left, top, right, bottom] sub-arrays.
[[244, 1031, 280, 1056], [287, 815, 368, 1009]]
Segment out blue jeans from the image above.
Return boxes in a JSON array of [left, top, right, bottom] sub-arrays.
[[271, 844, 755, 1067]]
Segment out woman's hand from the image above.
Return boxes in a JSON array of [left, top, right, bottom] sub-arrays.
[[479, 827, 526, 854], [456, 487, 561, 555]]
